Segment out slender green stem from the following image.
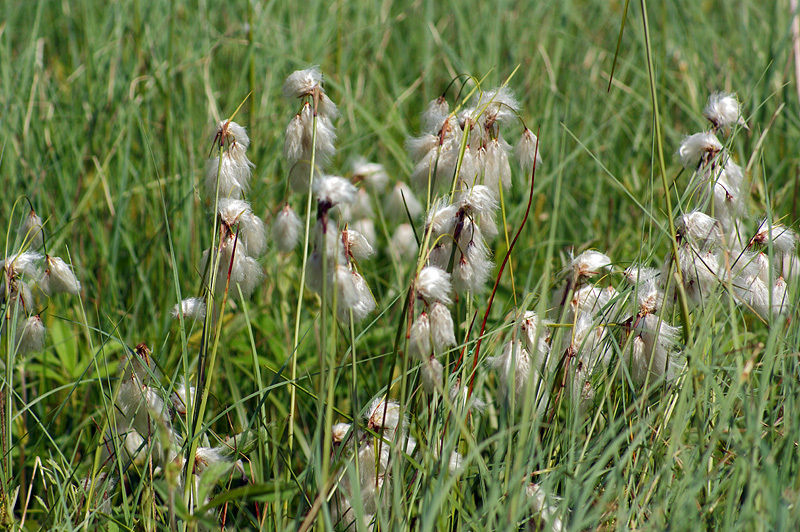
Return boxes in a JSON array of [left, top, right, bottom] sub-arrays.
[[639, 0, 691, 345]]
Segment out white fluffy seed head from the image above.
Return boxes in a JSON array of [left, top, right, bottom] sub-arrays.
[[487, 339, 532, 405], [218, 199, 267, 256], [343, 229, 374, 261], [676, 210, 722, 250], [366, 397, 404, 435], [416, 266, 453, 305], [420, 356, 444, 394], [453, 238, 493, 295], [16, 315, 46, 357], [425, 200, 458, 236], [204, 152, 254, 200], [170, 379, 196, 414], [272, 205, 303, 253], [171, 297, 206, 321], [570, 250, 612, 279], [421, 95, 450, 133], [409, 312, 431, 360], [40, 255, 81, 296], [772, 277, 789, 317], [283, 66, 324, 100], [391, 224, 419, 259], [637, 279, 664, 315], [2, 251, 43, 281], [479, 86, 519, 125], [331, 422, 351, 445], [703, 92, 746, 131], [429, 301, 456, 353], [314, 175, 357, 209], [283, 114, 305, 163], [753, 218, 797, 256], [624, 264, 660, 285], [384, 182, 423, 223], [213, 120, 251, 150], [678, 132, 723, 169], [516, 128, 542, 172], [19, 210, 44, 249], [352, 157, 389, 192]]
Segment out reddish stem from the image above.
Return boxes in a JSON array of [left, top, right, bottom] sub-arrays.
[[467, 132, 539, 398]]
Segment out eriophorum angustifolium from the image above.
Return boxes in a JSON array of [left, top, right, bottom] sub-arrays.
[[5, 2, 800, 530]]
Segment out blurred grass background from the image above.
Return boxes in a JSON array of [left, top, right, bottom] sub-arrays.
[[2, 0, 800, 530]]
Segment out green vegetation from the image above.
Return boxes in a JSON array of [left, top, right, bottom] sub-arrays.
[[2, 0, 800, 530]]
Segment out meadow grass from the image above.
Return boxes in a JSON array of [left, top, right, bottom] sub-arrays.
[[2, 0, 800, 530]]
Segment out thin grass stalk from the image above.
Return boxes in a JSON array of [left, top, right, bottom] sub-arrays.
[[639, 0, 691, 346], [289, 112, 320, 455], [185, 140, 225, 508]]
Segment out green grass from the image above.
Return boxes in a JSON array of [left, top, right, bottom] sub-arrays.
[[2, 0, 800, 530]]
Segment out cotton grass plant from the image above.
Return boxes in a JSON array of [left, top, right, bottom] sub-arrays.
[[3, 1, 800, 530]]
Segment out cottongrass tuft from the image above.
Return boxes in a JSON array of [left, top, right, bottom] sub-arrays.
[[171, 297, 206, 321]]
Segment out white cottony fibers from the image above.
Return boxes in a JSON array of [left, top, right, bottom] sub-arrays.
[[204, 146, 254, 200], [636, 278, 664, 315], [416, 266, 453, 305], [425, 200, 458, 236], [335, 268, 376, 323], [676, 210, 722, 250], [752, 218, 797, 255], [516, 128, 542, 172], [351, 157, 389, 192], [624, 264, 660, 285], [484, 136, 512, 192], [19, 210, 44, 249], [631, 314, 681, 385], [217, 198, 267, 257], [405, 134, 440, 165], [453, 237, 493, 295], [429, 301, 456, 353], [282, 66, 323, 100], [350, 218, 376, 248], [678, 132, 723, 169], [408, 312, 431, 360], [569, 285, 613, 323], [16, 315, 46, 357], [40, 255, 81, 296], [283, 114, 305, 163], [301, 104, 337, 161], [487, 339, 532, 405], [420, 356, 443, 394], [366, 397, 405, 436], [479, 86, 519, 125], [170, 378, 196, 415], [391, 224, 419, 258], [2, 251, 43, 280], [735, 274, 770, 317], [384, 181, 423, 222], [428, 241, 452, 270], [314, 175, 357, 208], [519, 311, 551, 360], [456, 184, 498, 218], [337, 188, 374, 221], [421, 95, 449, 133], [570, 250, 611, 279], [525, 483, 564, 532], [331, 422, 352, 445], [772, 277, 789, 316], [343, 229, 375, 261], [213, 120, 251, 150], [272, 205, 303, 253], [171, 297, 206, 321], [703, 92, 747, 131], [201, 235, 264, 299]]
